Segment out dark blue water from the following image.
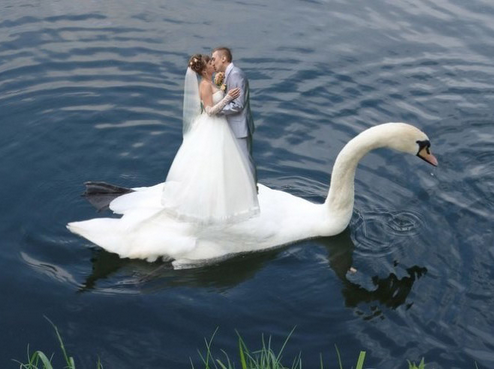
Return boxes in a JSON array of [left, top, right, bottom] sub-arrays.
[[0, 0, 493, 368]]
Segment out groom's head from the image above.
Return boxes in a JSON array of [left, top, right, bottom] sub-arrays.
[[211, 47, 232, 73]]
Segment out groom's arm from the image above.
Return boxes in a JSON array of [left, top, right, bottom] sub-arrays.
[[219, 72, 247, 115]]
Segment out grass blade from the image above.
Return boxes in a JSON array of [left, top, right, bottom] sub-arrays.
[[44, 316, 73, 367], [35, 351, 54, 368], [197, 327, 219, 369], [355, 351, 366, 369], [276, 326, 296, 362], [335, 345, 343, 369], [238, 334, 247, 369]]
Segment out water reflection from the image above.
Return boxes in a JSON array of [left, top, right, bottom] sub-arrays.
[[344, 266, 427, 320], [316, 232, 428, 320], [79, 247, 279, 293], [78, 227, 427, 318]]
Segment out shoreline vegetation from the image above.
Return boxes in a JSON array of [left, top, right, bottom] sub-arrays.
[[14, 318, 440, 369]]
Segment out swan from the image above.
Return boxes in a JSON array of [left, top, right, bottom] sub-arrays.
[[67, 122, 437, 268]]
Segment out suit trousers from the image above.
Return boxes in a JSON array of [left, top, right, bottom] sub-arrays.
[[237, 136, 258, 186]]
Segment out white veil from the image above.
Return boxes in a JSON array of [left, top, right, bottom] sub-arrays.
[[182, 67, 201, 135]]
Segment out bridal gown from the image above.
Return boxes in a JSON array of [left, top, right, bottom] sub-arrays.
[[162, 90, 259, 223], [68, 90, 260, 260]]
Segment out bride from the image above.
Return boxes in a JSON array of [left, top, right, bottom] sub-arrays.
[[160, 54, 260, 224]]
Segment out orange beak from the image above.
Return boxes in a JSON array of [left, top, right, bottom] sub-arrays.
[[417, 147, 438, 167]]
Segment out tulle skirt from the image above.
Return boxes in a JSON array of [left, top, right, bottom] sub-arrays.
[[160, 113, 259, 224]]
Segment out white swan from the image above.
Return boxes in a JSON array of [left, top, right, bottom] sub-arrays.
[[67, 123, 437, 268]]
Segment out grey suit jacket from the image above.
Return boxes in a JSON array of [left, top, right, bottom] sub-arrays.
[[219, 64, 255, 138]]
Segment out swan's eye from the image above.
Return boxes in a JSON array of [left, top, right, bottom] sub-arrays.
[[416, 139, 437, 166], [416, 140, 431, 154]]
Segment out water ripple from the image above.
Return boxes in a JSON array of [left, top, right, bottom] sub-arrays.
[[352, 210, 425, 257]]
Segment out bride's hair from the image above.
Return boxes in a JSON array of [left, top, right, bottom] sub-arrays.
[[188, 54, 211, 76]]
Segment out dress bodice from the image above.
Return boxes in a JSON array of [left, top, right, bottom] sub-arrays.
[[200, 89, 223, 109], [212, 89, 223, 104]]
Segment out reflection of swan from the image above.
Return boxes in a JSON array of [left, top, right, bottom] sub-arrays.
[[80, 229, 427, 316], [317, 231, 427, 320], [79, 247, 280, 293], [67, 123, 437, 268]]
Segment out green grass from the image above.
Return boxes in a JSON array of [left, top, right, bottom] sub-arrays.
[[14, 319, 439, 369], [192, 328, 369, 369], [407, 358, 425, 369], [13, 317, 103, 369]]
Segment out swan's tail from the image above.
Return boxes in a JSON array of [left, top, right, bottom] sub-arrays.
[[82, 181, 134, 212]]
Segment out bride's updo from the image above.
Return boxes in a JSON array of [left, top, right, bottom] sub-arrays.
[[188, 54, 210, 76]]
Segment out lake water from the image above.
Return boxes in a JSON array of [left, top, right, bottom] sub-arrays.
[[0, 0, 493, 368]]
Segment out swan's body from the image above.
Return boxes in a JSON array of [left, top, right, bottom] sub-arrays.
[[67, 123, 437, 268]]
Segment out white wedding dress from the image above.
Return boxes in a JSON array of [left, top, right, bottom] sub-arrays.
[[161, 90, 259, 223]]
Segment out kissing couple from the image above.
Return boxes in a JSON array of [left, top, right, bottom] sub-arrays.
[[160, 47, 260, 224]]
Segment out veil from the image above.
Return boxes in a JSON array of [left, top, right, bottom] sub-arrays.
[[182, 67, 201, 135]]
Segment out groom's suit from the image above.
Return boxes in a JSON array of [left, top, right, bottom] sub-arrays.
[[220, 63, 257, 184]]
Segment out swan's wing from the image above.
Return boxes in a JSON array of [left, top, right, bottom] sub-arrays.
[[82, 181, 134, 212]]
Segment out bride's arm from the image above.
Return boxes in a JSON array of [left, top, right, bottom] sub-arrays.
[[200, 82, 239, 116], [218, 72, 246, 115]]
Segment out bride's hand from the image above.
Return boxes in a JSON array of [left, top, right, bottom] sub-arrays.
[[228, 88, 240, 99]]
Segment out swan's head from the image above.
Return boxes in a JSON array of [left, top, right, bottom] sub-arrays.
[[381, 123, 438, 166]]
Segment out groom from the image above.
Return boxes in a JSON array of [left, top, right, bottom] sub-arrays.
[[211, 47, 257, 186]]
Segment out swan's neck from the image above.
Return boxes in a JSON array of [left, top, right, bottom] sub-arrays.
[[324, 127, 386, 218]]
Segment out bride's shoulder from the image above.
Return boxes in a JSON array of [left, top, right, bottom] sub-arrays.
[[199, 80, 211, 92]]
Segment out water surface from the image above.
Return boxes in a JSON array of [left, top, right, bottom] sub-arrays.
[[0, 0, 493, 368]]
